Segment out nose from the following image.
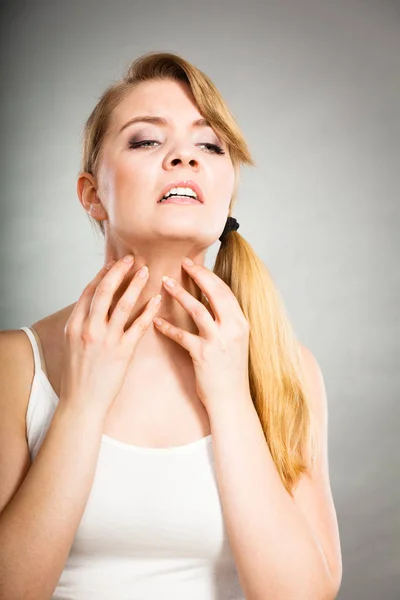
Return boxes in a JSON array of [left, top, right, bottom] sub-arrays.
[[163, 144, 200, 172]]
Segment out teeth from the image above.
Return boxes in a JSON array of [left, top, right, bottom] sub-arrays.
[[161, 186, 198, 201]]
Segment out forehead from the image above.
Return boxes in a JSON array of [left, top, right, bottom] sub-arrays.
[[111, 79, 203, 130]]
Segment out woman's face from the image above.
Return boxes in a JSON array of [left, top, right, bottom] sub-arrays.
[[93, 79, 235, 252]]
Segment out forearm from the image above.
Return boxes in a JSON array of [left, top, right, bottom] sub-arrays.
[[209, 397, 334, 600], [0, 401, 104, 600]]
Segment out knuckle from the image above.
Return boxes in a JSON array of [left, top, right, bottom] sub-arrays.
[[82, 283, 95, 297], [192, 304, 207, 319], [64, 322, 78, 339], [133, 318, 147, 335], [96, 282, 113, 297], [81, 328, 98, 345], [116, 297, 133, 313]]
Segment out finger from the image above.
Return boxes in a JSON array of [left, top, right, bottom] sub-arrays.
[[65, 260, 116, 334], [153, 317, 199, 355], [108, 265, 151, 334], [162, 276, 216, 337], [123, 293, 163, 345], [88, 256, 137, 329], [181, 261, 231, 323]]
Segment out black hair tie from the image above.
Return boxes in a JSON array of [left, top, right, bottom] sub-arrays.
[[219, 216, 240, 243]]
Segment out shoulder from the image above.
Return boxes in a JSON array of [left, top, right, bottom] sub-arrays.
[[0, 328, 36, 431], [30, 303, 76, 369], [299, 344, 324, 383], [299, 344, 328, 424], [0, 328, 36, 377], [0, 303, 74, 414], [0, 329, 37, 514], [31, 302, 76, 335]]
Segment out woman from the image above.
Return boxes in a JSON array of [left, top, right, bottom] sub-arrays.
[[0, 52, 342, 599]]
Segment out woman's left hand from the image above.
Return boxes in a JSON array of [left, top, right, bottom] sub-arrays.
[[153, 257, 251, 413]]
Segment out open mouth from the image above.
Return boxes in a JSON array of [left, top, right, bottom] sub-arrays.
[[158, 181, 204, 203]]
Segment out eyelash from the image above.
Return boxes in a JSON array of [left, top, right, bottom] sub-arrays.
[[128, 140, 226, 155]]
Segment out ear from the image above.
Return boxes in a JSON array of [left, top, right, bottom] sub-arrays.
[[77, 172, 108, 220]]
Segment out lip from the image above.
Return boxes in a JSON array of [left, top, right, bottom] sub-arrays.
[[158, 180, 204, 203]]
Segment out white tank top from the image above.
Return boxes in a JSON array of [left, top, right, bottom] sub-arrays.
[[20, 326, 245, 600]]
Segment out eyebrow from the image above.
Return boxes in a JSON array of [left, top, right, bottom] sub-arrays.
[[118, 116, 212, 135]]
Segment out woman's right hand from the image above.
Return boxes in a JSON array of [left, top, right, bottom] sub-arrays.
[[58, 255, 161, 423]]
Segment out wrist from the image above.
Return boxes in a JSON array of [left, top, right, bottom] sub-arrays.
[[56, 397, 106, 433], [208, 390, 254, 425]]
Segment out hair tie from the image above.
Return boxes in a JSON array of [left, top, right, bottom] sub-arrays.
[[219, 216, 240, 243]]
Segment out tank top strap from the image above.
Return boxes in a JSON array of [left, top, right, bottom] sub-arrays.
[[20, 326, 43, 375]]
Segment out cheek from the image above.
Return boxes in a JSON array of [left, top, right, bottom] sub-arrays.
[[112, 160, 159, 218], [114, 161, 147, 202], [97, 152, 155, 215], [118, 151, 160, 186], [116, 158, 139, 186], [213, 161, 235, 202]]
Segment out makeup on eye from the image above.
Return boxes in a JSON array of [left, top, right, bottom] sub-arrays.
[[127, 138, 226, 155]]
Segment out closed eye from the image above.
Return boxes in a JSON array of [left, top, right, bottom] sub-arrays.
[[128, 140, 225, 155]]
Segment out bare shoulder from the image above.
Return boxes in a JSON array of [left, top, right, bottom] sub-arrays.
[[298, 344, 329, 440], [30, 303, 76, 389], [0, 303, 75, 428], [0, 328, 37, 513], [0, 304, 75, 514], [0, 328, 37, 424], [31, 302, 76, 337]]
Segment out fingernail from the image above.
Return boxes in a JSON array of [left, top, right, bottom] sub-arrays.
[[123, 254, 134, 263], [182, 257, 194, 266], [138, 265, 148, 278], [162, 275, 176, 287]]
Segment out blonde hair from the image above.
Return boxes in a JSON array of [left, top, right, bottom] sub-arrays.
[[80, 51, 318, 495]]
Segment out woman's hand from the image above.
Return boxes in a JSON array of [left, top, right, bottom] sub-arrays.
[[59, 255, 162, 423], [153, 258, 251, 413]]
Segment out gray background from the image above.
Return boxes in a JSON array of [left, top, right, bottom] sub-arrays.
[[1, 0, 399, 598]]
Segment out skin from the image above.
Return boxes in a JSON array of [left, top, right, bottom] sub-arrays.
[[11, 81, 341, 596], [77, 79, 235, 361]]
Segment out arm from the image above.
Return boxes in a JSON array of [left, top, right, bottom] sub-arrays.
[[0, 335, 104, 600], [208, 346, 342, 600]]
